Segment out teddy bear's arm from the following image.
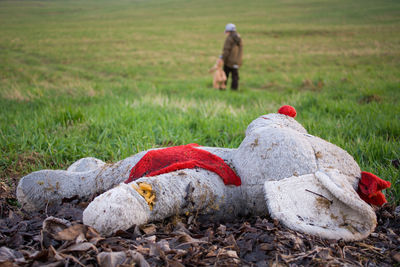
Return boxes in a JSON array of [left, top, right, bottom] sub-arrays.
[[209, 65, 217, 73], [17, 150, 150, 211], [83, 168, 235, 235]]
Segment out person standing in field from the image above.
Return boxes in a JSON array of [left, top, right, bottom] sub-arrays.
[[221, 23, 243, 90]]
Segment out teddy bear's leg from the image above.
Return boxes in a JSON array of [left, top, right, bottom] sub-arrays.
[[17, 151, 149, 211], [264, 169, 376, 241], [220, 81, 226, 89], [213, 78, 219, 89], [83, 168, 235, 235]]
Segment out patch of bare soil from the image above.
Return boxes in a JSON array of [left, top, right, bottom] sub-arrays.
[[0, 195, 399, 267]]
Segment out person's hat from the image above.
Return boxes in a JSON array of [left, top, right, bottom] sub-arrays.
[[225, 23, 236, 33]]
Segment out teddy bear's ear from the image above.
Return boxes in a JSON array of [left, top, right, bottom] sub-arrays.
[[264, 170, 376, 241]]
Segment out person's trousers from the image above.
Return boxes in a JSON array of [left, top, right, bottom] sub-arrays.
[[223, 65, 239, 90]]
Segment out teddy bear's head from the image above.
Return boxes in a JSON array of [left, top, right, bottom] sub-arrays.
[[233, 107, 318, 186], [233, 105, 363, 186], [230, 106, 388, 240]]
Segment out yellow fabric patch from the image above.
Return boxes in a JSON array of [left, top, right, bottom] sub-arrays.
[[132, 182, 156, 210]]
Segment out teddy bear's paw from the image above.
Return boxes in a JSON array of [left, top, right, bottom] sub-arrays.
[[17, 170, 98, 212], [83, 183, 151, 235], [264, 170, 376, 241]]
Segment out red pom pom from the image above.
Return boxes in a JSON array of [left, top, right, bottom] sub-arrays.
[[278, 105, 297, 118], [357, 171, 391, 207]]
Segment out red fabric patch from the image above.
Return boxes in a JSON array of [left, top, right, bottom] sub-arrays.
[[125, 143, 241, 186], [278, 105, 297, 118], [357, 171, 391, 206]]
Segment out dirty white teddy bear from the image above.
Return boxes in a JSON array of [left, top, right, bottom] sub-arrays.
[[17, 106, 390, 241]]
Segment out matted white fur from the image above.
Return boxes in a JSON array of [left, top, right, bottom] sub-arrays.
[[264, 171, 376, 240], [245, 113, 307, 136], [83, 183, 151, 235], [67, 157, 106, 172], [17, 151, 148, 211]]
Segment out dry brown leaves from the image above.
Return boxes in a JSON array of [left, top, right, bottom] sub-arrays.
[[0, 197, 399, 267]]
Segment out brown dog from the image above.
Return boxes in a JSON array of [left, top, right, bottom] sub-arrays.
[[209, 58, 227, 90]]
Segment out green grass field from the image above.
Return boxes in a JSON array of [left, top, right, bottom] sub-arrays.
[[0, 0, 399, 203]]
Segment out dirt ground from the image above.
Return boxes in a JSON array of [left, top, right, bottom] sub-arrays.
[[0, 182, 399, 267]]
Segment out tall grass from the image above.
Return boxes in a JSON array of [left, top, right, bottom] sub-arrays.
[[0, 0, 399, 203]]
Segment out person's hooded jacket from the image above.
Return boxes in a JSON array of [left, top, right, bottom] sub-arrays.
[[222, 32, 243, 68]]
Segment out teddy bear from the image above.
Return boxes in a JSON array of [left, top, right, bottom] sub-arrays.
[[16, 106, 390, 241], [209, 58, 227, 90]]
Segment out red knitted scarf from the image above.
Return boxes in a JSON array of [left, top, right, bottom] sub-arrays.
[[125, 143, 241, 186]]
